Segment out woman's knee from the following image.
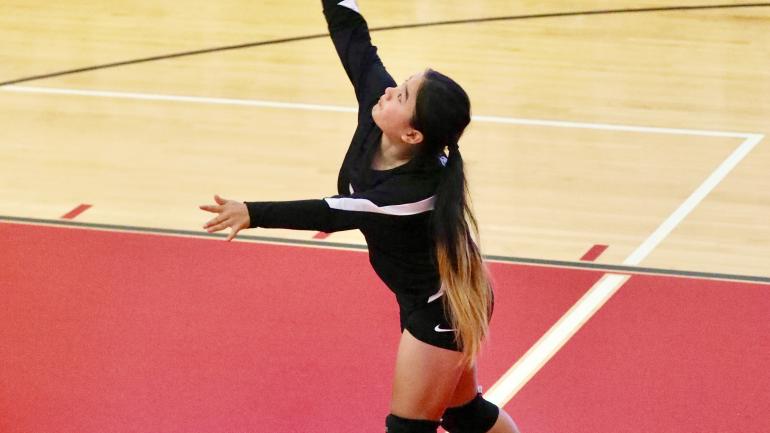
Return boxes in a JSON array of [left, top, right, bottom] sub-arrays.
[[385, 414, 440, 433], [385, 393, 503, 433], [440, 393, 499, 433]]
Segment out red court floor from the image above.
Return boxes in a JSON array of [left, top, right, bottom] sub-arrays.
[[1, 222, 768, 433]]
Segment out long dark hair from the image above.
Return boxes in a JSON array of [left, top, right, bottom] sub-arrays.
[[412, 69, 492, 365]]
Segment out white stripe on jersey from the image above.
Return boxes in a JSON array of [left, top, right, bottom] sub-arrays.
[[324, 195, 435, 216], [427, 286, 445, 303], [337, 0, 361, 13]]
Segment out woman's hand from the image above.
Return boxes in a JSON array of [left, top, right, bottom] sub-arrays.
[[199, 194, 250, 241]]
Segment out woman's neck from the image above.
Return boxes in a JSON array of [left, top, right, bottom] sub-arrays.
[[373, 132, 415, 170]]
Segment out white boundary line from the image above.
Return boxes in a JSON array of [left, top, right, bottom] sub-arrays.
[[3, 84, 765, 407], [484, 273, 630, 404], [0, 85, 757, 139], [472, 114, 754, 138], [1, 85, 358, 114]]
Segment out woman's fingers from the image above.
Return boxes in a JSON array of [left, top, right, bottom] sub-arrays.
[[226, 227, 241, 242], [204, 215, 225, 229], [207, 220, 244, 240], [200, 195, 247, 241], [206, 221, 231, 233], [199, 204, 223, 213]]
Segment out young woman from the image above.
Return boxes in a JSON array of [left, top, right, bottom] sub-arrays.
[[200, 1, 521, 432]]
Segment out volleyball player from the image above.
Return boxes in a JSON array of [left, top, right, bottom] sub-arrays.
[[200, 1, 521, 431]]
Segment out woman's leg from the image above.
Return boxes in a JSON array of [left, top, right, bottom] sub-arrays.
[[387, 329, 521, 433], [444, 366, 521, 433], [389, 329, 467, 422]]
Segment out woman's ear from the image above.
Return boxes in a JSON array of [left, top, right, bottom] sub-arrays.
[[402, 128, 424, 145]]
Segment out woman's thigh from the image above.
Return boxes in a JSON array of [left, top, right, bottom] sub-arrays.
[[447, 364, 480, 408], [389, 329, 467, 420]]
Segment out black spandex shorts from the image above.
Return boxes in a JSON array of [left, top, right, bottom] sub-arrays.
[[399, 294, 459, 351], [397, 290, 494, 352]]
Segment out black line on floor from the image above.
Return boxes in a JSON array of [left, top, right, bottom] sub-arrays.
[[1, 3, 768, 86], [3, 215, 769, 285]]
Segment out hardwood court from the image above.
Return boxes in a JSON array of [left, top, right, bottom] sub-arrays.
[[1, 0, 769, 277], [1, 1, 769, 432]]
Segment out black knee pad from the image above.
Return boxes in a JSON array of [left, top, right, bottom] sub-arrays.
[[440, 393, 499, 433], [385, 414, 440, 433]]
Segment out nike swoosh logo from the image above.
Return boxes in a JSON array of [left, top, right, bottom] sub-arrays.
[[434, 325, 455, 333]]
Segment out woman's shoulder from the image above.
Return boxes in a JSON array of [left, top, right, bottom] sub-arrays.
[[372, 161, 441, 200]]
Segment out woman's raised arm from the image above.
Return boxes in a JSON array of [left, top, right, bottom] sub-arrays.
[[322, 0, 395, 111]]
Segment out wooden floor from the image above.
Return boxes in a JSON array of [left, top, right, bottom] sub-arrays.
[[1, 0, 769, 278]]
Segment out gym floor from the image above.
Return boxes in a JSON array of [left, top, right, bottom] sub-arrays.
[[2, 1, 768, 432]]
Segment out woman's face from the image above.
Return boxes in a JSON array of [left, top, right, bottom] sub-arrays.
[[372, 71, 426, 145]]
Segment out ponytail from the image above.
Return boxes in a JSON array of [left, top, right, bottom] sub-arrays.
[[413, 70, 493, 366], [434, 144, 492, 366]]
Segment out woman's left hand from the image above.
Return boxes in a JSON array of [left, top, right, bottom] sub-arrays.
[[199, 194, 250, 241]]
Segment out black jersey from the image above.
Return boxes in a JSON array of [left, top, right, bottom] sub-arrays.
[[245, 0, 444, 305]]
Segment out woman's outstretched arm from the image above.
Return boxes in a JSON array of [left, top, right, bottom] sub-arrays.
[[199, 172, 436, 240], [200, 194, 360, 240]]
